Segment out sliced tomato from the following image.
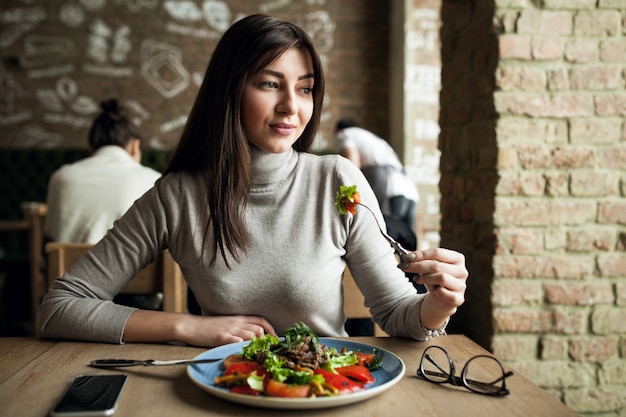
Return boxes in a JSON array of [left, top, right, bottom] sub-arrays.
[[355, 352, 376, 367], [352, 192, 361, 204], [223, 361, 259, 376], [335, 365, 375, 384], [265, 379, 311, 398], [315, 369, 364, 394], [229, 385, 262, 396]]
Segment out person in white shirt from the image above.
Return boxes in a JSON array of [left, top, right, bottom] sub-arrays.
[[44, 99, 161, 244], [335, 118, 419, 231]]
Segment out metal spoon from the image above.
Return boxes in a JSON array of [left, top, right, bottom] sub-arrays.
[[90, 358, 222, 368]]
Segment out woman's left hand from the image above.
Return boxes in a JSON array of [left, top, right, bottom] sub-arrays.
[[399, 248, 468, 319]]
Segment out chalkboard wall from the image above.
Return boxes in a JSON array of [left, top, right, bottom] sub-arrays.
[[0, 0, 390, 150]]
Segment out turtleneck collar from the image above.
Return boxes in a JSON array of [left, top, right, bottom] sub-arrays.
[[249, 145, 298, 187]]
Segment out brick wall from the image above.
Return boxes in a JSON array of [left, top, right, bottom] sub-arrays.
[[440, 0, 626, 415]]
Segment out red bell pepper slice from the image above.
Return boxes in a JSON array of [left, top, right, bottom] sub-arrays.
[[335, 365, 375, 384], [315, 369, 364, 394]]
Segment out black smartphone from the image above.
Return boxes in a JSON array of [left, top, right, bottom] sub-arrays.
[[50, 374, 128, 417]]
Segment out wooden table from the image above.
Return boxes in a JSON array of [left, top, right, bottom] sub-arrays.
[[0, 335, 577, 417]]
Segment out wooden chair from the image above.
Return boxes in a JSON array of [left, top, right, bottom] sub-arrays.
[[45, 242, 187, 313], [21, 202, 48, 322], [343, 268, 387, 336]]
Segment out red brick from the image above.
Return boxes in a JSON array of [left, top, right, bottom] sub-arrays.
[[547, 68, 570, 90], [596, 253, 626, 277], [566, 228, 616, 251], [574, 10, 622, 36], [496, 171, 545, 196], [568, 336, 619, 362], [513, 360, 595, 390], [498, 34, 532, 60], [597, 144, 626, 169], [570, 170, 619, 197], [595, 93, 626, 116], [569, 118, 622, 144], [495, 199, 596, 227], [492, 280, 543, 305], [496, 118, 568, 144], [494, 254, 594, 279], [598, 201, 626, 225], [540, 335, 569, 360], [496, 228, 544, 254], [598, 360, 626, 385], [493, 308, 553, 333], [491, 334, 538, 360], [564, 387, 626, 413], [495, 66, 546, 91], [543, 282, 614, 305], [570, 66, 623, 90], [565, 38, 599, 63], [517, 10, 573, 35], [600, 39, 626, 62], [553, 309, 588, 334], [532, 37, 564, 60], [495, 92, 595, 118], [591, 307, 626, 334], [616, 283, 626, 306], [544, 172, 570, 197]]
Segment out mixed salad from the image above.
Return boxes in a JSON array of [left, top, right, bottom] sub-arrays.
[[213, 323, 382, 398], [335, 184, 361, 215]]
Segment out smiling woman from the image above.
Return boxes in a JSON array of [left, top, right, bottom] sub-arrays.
[[242, 48, 315, 154], [37, 14, 468, 350]]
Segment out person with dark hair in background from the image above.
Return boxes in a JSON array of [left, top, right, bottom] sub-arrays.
[[38, 15, 467, 348], [44, 99, 161, 244], [43, 99, 162, 310], [335, 118, 419, 238]]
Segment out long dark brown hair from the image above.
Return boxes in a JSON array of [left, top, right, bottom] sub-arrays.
[[165, 14, 325, 266]]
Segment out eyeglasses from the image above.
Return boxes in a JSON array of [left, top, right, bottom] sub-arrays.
[[417, 346, 514, 396]]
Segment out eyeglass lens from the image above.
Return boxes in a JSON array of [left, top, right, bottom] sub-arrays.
[[463, 355, 508, 395], [419, 346, 511, 396]]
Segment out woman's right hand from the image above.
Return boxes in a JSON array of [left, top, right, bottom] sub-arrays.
[[123, 310, 276, 347]]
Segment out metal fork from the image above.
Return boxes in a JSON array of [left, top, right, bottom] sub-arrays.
[[357, 203, 410, 256]]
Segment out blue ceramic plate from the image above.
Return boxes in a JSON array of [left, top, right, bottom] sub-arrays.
[[187, 338, 406, 410]]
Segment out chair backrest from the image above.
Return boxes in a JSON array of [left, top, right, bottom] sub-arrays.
[[44, 242, 187, 313], [22, 202, 48, 322], [342, 268, 387, 336]]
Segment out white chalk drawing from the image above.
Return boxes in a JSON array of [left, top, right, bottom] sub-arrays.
[[110, 25, 131, 64], [202, 1, 231, 32], [140, 39, 190, 98], [113, 0, 158, 13], [0, 73, 24, 114], [159, 114, 187, 133], [405, 64, 440, 105], [58, 3, 86, 28], [163, 1, 203, 21], [36, 89, 64, 112], [164, 21, 222, 40], [56, 75, 78, 102], [27, 64, 75, 79], [0, 6, 46, 48], [80, 0, 106, 11], [35, 76, 98, 118], [83, 19, 133, 76], [19, 35, 73, 69], [259, 0, 292, 13], [6, 125, 63, 148], [87, 19, 111, 64], [87, 19, 132, 64], [0, 5, 46, 25], [299, 10, 335, 53], [124, 99, 151, 124]]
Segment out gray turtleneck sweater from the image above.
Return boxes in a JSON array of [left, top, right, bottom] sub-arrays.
[[37, 147, 431, 343]]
